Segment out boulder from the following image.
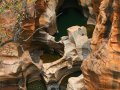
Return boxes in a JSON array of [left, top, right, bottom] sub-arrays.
[[67, 74, 86, 90]]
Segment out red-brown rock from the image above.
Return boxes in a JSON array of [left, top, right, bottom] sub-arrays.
[[81, 0, 120, 89]]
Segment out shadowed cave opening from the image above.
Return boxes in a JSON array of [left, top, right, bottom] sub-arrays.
[[54, 0, 94, 41]]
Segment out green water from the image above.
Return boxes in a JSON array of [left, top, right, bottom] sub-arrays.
[[27, 80, 47, 90], [55, 8, 87, 41], [54, 0, 95, 41]]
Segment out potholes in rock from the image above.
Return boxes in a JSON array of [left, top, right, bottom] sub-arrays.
[[40, 50, 61, 63], [29, 42, 62, 63]]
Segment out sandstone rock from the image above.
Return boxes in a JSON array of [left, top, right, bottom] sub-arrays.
[[39, 0, 58, 35], [67, 26, 91, 60], [43, 26, 90, 83], [91, 0, 111, 50], [79, 0, 96, 25], [91, 0, 102, 15], [0, 2, 42, 89], [81, 0, 120, 90], [67, 74, 86, 90], [80, 0, 94, 15], [0, 1, 97, 89]]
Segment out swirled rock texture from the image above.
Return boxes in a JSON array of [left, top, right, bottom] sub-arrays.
[[81, 0, 120, 90]]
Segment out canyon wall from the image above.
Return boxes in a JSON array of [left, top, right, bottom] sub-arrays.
[[81, 0, 120, 89]]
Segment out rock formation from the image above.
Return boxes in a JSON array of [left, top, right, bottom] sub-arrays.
[[0, 1, 44, 89], [1, 0, 119, 90], [81, 0, 120, 90], [38, 0, 59, 35], [67, 0, 120, 90], [79, 0, 96, 25], [67, 74, 85, 90], [43, 26, 90, 84], [0, 0, 93, 89]]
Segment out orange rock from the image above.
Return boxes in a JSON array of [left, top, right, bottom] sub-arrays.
[[81, 0, 120, 89]]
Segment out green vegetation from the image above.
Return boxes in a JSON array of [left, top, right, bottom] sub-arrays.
[[0, 1, 21, 13]]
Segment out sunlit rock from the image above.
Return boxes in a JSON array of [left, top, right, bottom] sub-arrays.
[[81, 0, 120, 89], [39, 0, 58, 35], [67, 74, 86, 90]]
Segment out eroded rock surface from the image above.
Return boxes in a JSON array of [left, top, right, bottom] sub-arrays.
[[0, 0, 96, 90], [43, 26, 90, 83], [0, 0, 91, 88], [81, 0, 120, 90]]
